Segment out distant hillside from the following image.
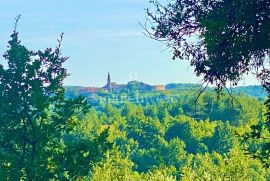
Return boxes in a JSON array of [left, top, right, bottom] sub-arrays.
[[64, 84, 267, 101], [231, 85, 267, 100], [166, 84, 266, 99], [165, 83, 198, 91], [65, 73, 267, 100]]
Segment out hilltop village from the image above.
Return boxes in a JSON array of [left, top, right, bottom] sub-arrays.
[[81, 73, 165, 93]]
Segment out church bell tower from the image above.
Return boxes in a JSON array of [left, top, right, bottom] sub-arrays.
[[106, 72, 112, 92]]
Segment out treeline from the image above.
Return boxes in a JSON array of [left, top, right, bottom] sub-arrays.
[[65, 84, 267, 102], [67, 87, 263, 125], [76, 91, 270, 180]]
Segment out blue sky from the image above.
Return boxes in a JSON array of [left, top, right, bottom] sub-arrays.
[[0, 0, 258, 86]]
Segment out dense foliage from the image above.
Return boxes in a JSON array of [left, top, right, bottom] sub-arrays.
[[146, 0, 270, 89], [77, 91, 270, 180], [0, 19, 112, 180], [146, 0, 270, 169], [60, 85, 270, 180]]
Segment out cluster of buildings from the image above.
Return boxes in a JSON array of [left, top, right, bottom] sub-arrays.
[[82, 73, 165, 93]]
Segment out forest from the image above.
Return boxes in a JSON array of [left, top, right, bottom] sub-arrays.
[[1, 0, 270, 180], [66, 90, 270, 180]]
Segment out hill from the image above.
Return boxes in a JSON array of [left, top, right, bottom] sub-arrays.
[[65, 84, 267, 100]]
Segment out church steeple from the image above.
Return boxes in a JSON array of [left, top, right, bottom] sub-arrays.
[[107, 72, 111, 84], [106, 72, 112, 92]]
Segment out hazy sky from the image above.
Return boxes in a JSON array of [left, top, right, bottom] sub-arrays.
[[0, 0, 258, 86]]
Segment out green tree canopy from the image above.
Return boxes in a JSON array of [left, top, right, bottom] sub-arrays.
[[146, 0, 270, 90], [146, 0, 270, 167], [0, 17, 111, 180]]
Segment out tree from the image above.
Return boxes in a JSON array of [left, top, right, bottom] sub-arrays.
[[146, 0, 270, 165], [91, 149, 140, 181], [204, 122, 235, 154], [145, 0, 270, 90], [127, 81, 141, 92], [181, 148, 269, 180], [0, 17, 109, 179]]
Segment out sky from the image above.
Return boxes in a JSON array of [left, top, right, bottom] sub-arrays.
[[0, 0, 259, 87]]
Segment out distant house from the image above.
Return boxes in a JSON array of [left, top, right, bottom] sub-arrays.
[[151, 85, 165, 91]]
